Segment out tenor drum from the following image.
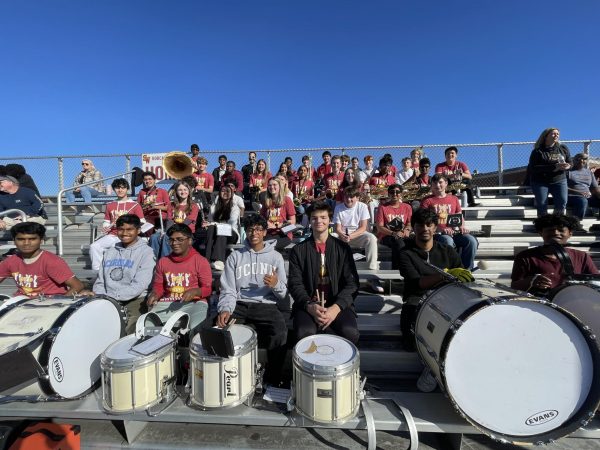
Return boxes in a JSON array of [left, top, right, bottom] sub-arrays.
[[0, 296, 125, 400], [189, 325, 257, 409], [415, 280, 600, 444], [293, 334, 360, 424], [101, 334, 176, 414], [552, 283, 600, 340]]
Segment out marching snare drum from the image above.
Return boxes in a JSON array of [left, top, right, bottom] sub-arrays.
[[551, 283, 600, 340], [415, 280, 600, 444], [0, 295, 125, 400], [293, 334, 360, 424], [101, 311, 188, 414], [189, 324, 257, 410]]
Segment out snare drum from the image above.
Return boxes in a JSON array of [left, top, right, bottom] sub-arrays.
[[415, 280, 600, 444], [552, 283, 600, 339], [189, 325, 257, 409], [101, 334, 176, 414], [0, 296, 125, 400], [293, 334, 360, 424]]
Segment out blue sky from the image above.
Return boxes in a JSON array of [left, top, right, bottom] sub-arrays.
[[0, 0, 598, 158]]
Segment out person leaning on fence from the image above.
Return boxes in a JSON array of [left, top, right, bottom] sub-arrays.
[[289, 201, 360, 345], [0, 175, 47, 231], [4, 163, 41, 197], [82, 214, 155, 334], [65, 159, 104, 203], [420, 173, 478, 271], [567, 153, 600, 224], [89, 178, 145, 271], [527, 128, 572, 217]]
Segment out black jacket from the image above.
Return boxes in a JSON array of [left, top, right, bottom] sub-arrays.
[[527, 143, 571, 184], [398, 239, 462, 306], [288, 235, 359, 312]]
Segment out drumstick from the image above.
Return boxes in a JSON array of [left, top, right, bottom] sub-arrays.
[[228, 318, 236, 326]]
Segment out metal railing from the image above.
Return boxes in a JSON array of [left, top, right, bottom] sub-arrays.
[[57, 170, 135, 256]]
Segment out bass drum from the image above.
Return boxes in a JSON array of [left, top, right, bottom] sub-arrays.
[[0, 296, 125, 400], [415, 280, 600, 445], [551, 282, 600, 340]]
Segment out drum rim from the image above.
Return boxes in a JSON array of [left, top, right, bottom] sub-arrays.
[[292, 335, 359, 376], [101, 341, 176, 370], [435, 298, 600, 444]]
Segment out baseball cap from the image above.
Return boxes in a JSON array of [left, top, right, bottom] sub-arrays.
[[0, 175, 18, 184]]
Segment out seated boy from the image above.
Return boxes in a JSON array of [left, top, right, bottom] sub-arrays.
[[147, 224, 212, 330], [511, 213, 598, 296], [0, 222, 84, 297], [89, 178, 145, 271], [84, 214, 156, 334], [216, 215, 288, 384]]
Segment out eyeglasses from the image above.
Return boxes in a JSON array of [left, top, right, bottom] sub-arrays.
[[421, 165, 430, 168], [246, 227, 265, 234], [168, 237, 189, 243], [389, 190, 402, 194]]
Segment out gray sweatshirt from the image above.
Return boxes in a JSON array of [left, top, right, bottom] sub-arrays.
[[218, 239, 288, 313], [93, 238, 156, 301]]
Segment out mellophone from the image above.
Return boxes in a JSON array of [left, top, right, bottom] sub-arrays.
[[2, 284, 600, 445]]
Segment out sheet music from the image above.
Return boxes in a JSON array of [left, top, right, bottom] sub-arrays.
[[130, 334, 174, 356], [216, 223, 233, 236], [263, 386, 291, 404], [140, 222, 154, 233], [281, 223, 298, 234]]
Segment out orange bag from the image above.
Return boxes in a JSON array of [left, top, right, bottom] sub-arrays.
[[8, 422, 80, 450]]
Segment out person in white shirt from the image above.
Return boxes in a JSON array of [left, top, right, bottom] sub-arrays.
[[396, 157, 414, 184], [333, 186, 383, 293]]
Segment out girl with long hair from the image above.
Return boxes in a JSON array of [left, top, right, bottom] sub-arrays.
[[260, 177, 296, 250]]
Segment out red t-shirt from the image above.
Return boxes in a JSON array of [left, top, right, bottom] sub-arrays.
[[369, 173, 396, 190], [317, 163, 332, 179], [314, 241, 331, 302], [137, 187, 171, 221], [415, 174, 430, 187], [435, 161, 469, 181], [375, 203, 413, 240], [170, 203, 200, 233], [152, 248, 212, 302], [291, 179, 315, 203], [193, 172, 214, 191], [420, 195, 462, 230], [221, 170, 244, 192], [512, 247, 599, 292], [322, 172, 345, 194], [0, 251, 75, 297], [260, 197, 296, 237], [104, 200, 145, 235], [249, 173, 271, 191], [389, 165, 398, 178]]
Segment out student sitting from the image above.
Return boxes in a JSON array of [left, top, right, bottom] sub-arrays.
[[216, 215, 289, 385], [83, 215, 155, 334], [146, 224, 212, 331], [375, 184, 413, 270], [201, 185, 241, 271], [0, 222, 84, 297], [260, 177, 296, 251], [289, 201, 360, 344], [89, 178, 145, 271]]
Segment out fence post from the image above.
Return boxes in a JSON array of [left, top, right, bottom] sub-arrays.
[[58, 157, 64, 193], [496, 144, 504, 186], [584, 141, 591, 156], [267, 151, 271, 173], [125, 154, 131, 173]]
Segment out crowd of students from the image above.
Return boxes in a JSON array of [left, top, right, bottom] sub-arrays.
[[0, 131, 599, 391]]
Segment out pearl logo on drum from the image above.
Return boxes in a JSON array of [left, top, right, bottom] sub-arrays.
[[525, 410, 559, 426], [224, 367, 239, 397], [52, 357, 64, 382]]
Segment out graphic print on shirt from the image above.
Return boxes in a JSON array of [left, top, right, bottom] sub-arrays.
[[164, 271, 191, 301], [268, 207, 281, 227], [109, 202, 138, 222], [174, 208, 188, 224], [235, 262, 276, 280], [11, 271, 41, 296], [431, 203, 452, 225]]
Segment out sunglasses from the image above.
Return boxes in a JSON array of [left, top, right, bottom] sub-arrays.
[[389, 190, 402, 194]]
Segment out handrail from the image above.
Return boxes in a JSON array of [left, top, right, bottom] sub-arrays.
[[57, 170, 135, 256]]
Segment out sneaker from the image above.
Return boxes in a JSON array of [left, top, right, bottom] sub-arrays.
[[417, 367, 437, 393], [212, 260, 225, 271], [370, 279, 384, 294]]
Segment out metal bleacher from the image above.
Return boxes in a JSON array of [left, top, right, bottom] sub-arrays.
[[1, 191, 600, 449]]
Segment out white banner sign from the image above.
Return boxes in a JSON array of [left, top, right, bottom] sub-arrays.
[[141, 153, 171, 181]]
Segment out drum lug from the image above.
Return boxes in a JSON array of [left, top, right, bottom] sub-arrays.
[[254, 363, 265, 394]]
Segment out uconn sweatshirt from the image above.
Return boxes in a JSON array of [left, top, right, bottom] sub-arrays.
[[218, 239, 288, 313]]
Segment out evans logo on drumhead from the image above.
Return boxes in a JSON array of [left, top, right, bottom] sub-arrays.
[[525, 410, 558, 426], [52, 357, 64, 382]]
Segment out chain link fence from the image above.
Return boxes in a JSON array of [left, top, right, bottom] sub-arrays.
[[1, 140, 597, 196]]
